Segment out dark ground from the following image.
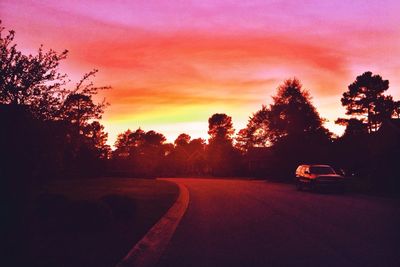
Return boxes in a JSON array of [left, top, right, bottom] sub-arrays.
[[22, 178, 178, 267], [158, 178, 400, 267]]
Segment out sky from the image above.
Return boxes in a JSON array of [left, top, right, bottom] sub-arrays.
[[1, 0, 400, 146]]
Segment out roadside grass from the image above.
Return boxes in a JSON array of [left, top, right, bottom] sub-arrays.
[[27, 178, 179, 267]]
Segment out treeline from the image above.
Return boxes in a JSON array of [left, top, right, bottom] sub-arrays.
[[111, 76, 400, 195], [110, 114, 243, 177], [2, 22, 400, 194]]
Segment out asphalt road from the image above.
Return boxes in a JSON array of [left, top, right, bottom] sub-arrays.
[[157, 178, 400, 267]]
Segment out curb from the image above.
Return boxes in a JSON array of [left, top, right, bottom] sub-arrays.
[[116, 182, 189, 267]]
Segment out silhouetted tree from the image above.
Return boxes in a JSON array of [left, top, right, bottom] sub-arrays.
[[239, 79, 330, 149], [169, 133, 192, 174], [238, 79, 332, 178], [113, 129, 133, 157], [0, 22, 110, 177], [235, 105, 270, 151], [164, 134, 208, 176], [174, 133, 191, 147], [341, 71, 395, 132], [143, 130, 166, 147], [61, 70, 109, 130], [82, 121, 111, 159], [186, 138, 207, 175], [335, 118, 368, 138], [207, 113, 241, 176], [268, 78, 330, 143], [394, 101, 400, 118], [111, 128, 167, 176], [208, 113, 235, 144], [0, 21, 68, 120], [333, 117, 370, 180]]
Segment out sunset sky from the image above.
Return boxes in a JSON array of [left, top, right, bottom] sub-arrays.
[[1, 0, 400, 146]]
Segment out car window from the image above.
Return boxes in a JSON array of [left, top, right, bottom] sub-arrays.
[[310, 166, 336, 175]]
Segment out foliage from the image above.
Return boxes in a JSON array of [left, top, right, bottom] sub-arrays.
[[174, 133, 191, 147], [161, 134, 207, 176], [61, 70, 109, 130], [0, 22, 68, 120], [341, 71, 395, 132], [335, 118, 368, 138], [268, 78, 329, 142], [112, 128, 168, 176], [0, 22, 110, 178], [207, 113, 242, 176], [235, 105, 270, 151], [238, 79, 330, 152]]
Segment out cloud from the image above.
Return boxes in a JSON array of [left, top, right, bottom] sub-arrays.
[[2, 0, 400, 145]]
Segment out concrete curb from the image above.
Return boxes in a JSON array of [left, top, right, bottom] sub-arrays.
[[116, 182, 189, 267]]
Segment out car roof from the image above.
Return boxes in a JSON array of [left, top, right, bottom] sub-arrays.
[[298, 164, 332, 168]]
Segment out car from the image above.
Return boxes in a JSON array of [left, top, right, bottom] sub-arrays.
[[295, 164, 345, 191]]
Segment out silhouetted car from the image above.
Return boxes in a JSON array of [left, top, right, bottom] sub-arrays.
[[295, 164, 345, 191]]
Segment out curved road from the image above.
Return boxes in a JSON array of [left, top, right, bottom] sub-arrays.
[[157, 178, 400, 267]]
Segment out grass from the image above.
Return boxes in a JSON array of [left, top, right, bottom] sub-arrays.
[[26, 178, 179, 267]]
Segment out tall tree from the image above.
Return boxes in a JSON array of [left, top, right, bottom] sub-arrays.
[[341, 71, 394, 132], [207, 113, 240, 176], [82, 121, 111, 159], [0, 21, 109, 125], [114, 129, 133, 157], [235, 105, 270, 151], [174, 133, 191, 147], [0, 21, 68, 120], [208, 113, 235, 144], [1, 21, 110, 177], [237, 79, 331, 177], [112, 128, 167, 176], [240, 78, 329, 150], [61, 70, 109, 131], [267, 78, 329, 143]]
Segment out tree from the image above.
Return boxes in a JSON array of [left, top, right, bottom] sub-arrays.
[[235, 105, 270, 151], [240, 78, 329, 150], [394, 101, 400, 118], [341, 71, 395, 132], [186, 138, 207, 175], [267, 78, 329, 143], [0, 21, 68, 120], [237, 79, 332, 178], [61, 70, 109, 132], [0, 21, 109, 125], [113, 129, 133, 157], [0, 22, 110, 178], [112, 128, 167, 176], [174, 133, 191, 147], [143, 130, 166, 147], [335, 118, 368, 138], [207, 113, 241, 176], [82, 121, 111, 159], [208, 113, 235, 144]]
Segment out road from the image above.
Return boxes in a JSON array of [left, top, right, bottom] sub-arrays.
[[157, 178, 400, 267]]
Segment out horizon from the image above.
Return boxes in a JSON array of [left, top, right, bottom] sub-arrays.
[[1, 0, 400, 146]]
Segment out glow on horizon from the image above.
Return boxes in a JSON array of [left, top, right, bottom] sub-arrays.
[[1, 0, 400, 146]]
